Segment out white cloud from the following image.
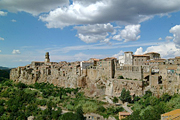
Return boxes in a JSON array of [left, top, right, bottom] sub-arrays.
[[11, 19, 17, 22], [120, 24, 141, 42], [12, 49, 21, 54], [50, 52, 107, 62], [39, 0, 180, 29], [112, 50, 124, 58], [144, 42, 180, 58], [112, 34, 121, 41], [74, 23, 141, 43], [0, 0, 69, 16], [74, 23, 114, 43], [134, 47, 143, 55], [0, 37, 4, 40], [165, 36, 173, 41], [169, 25, 180, 47], [0, 11, 7, 16], [158, 37, 162, 40]]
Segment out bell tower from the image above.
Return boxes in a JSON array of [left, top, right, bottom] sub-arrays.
[[45, 52, 50, 63]]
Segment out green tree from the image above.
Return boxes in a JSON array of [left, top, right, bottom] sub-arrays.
[[0, 106, 5, 115], [76, 106, 85, 120], [125, 90, 131, 103], [120, 88, 131, 103], [113, 97, 119, 103], [52, 107, 62, 119], [124, 110, 142, 120], [160, 93, 171, 102], [60, 112, 77, 120], [120, 88, 126, 103]]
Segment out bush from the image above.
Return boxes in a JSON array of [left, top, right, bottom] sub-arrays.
[[118, 76, 124, 79], [16, 82, 27, 89], [113, 97, 118, 103], [0, 106, 5, 115], [97, 106, 106, 113]]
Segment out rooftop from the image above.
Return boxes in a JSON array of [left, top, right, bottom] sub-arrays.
[[119, 112, 131, 115], [133, 55, 150, 57], [161, 109, 180, 118], [144, 52, 160, 54]]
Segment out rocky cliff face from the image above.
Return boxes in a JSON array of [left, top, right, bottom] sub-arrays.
[[10, 61, 144, 97]]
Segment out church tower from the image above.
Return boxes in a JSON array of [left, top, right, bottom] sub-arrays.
[[45, 52, 50, 63]]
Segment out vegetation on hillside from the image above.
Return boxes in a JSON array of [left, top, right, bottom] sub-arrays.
[[0, 69, 10, 79], [123, 91, 180, 120], [0, 77, 124, 120]]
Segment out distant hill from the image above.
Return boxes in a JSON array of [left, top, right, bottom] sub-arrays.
[[0, 66, 10, 70], [0, 66, 10, 79]]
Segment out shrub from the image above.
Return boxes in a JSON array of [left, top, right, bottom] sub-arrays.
[[113, 97, 118, 103], [118, 76, 124, 79]]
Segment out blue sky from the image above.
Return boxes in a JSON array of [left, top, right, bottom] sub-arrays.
[[1, 0, 180, 68]]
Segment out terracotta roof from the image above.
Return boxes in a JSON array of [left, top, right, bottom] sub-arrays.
[[149, 59, 165, 62], [106, 57, 116, 59], [18, 66, 25, 68], [82, 61, 93, 63], [161, 109, 180, 117], [133, 55, 150, 57], [144, 52, 160, 54], [168, 58, 175, 60], [93, 59, 100, 61], [119, 112, 131, 115], [167, 66, 177, 70], [175, 56, 180, 59]]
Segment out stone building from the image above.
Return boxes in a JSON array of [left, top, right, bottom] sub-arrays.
[[174, 56, 180, 65], [132, 55, 150, 66], [124, 51, 133, 66], [144, 52, 161, 60]]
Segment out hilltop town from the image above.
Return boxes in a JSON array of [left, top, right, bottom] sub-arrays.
[[10, 51, 180, 97]]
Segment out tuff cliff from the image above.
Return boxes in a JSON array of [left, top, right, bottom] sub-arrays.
[[10, 60, 143, 97]]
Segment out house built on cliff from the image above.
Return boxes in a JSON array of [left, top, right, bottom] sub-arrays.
[[10, 51, 180, 97]]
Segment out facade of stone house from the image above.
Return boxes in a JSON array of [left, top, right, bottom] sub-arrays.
[[132, 55, 150, 66]]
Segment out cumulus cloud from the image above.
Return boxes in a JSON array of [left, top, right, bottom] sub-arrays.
[[134, 47, 143, 55], [113, 24, 141, 42], [73, 52, 106, 61], [39, 0, 180, 28], [144, 42, 180, 58], [0, 0, 69, 16], [12, 50, 21, 54], [0, 37, 4, 40], [120, 24, 141, 42], [73, 23, 141, 43], [0, 11, 7, 16], [112, 50, 124, 58], [74, 23, 114, 43], [165, 36, 173, 41], [11, 19, 17, 22], [169, 25, 180, 47]]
